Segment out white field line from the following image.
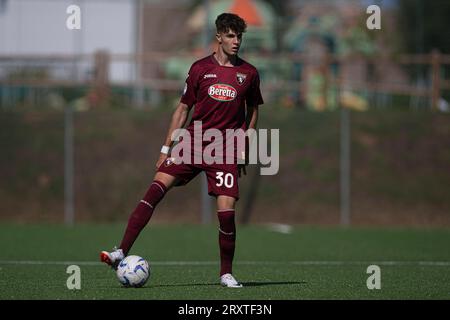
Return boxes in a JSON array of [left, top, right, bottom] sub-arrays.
[[0, 260, 450, 267]]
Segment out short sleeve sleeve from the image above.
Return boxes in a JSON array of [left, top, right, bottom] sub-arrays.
[[180, 64, 199, 108], [245, 71, 264, 107]]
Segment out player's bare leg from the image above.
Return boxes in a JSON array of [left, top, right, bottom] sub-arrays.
[[217, 195, 242, 288], [153, 172, 179, 189], [100, 172, 178, 268]]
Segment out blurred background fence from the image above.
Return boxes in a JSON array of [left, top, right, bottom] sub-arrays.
[[1, 0, 449, 226]]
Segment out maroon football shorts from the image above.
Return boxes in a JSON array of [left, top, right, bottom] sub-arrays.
[[157, 157, 240, 200]]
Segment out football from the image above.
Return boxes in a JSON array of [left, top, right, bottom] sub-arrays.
[[116, 255, 150, 288]]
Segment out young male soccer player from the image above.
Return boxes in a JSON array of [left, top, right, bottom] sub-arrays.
[[100, 13, 263, 288]]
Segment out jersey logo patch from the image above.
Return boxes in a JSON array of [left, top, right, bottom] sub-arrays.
[[204, 73, 217, 79], [164, 157, 176, 167], [236, 72, 247, 85], [208, 84, 237, 102]]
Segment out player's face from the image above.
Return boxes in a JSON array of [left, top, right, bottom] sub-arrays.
[[217, 29, 243, 56]]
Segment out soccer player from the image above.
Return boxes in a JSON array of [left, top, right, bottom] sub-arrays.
[[100, 13, 263, 288]]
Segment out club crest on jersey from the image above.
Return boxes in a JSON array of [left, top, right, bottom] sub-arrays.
[[236, 72, 247, 85], [164, 157, 176, 167], [208, 84, 237, 102]]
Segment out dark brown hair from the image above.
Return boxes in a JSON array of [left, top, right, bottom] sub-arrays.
[[215, 13, 247, 34]]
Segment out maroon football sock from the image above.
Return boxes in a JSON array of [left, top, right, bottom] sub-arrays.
[[218, 209, 236, 276], [119, 180, 167, 255]]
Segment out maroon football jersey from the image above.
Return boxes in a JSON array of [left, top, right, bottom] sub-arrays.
[[181, 53, 264, 133], [179, 54, 263, 162]]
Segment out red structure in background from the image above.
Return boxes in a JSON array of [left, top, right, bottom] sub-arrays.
[[229, 0, 263, 27]]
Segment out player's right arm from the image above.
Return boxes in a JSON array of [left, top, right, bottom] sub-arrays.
[[155, 102, 190, 169], [156, 62, 199, 169]]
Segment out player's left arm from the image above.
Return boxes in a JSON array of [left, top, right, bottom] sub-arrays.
[[238, 104, 259, 177], [245, 70, 262, 131], [239, 69, 263, 177], [246, 104, 259, 131]]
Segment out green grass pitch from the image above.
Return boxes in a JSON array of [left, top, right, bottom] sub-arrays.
[[0, 223, 449, 300]]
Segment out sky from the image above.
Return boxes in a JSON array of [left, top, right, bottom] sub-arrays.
[[0, 0, 135, 81], [0, 0, 134, 54]]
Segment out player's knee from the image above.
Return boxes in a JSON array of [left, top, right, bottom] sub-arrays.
[[154, 172, 177, 189], [217, 195, 236, 211]]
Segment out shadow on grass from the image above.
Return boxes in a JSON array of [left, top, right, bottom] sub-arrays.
[[149, 281, 306, 288], [241, 281, 306, 287]]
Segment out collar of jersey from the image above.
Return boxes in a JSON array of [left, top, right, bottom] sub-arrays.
[[210, 53, 242, 68]]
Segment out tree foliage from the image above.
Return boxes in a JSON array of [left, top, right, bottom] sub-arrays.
[[398, 0, 450, 53]]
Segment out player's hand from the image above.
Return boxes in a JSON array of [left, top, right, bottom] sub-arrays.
[[238, 163, 247, 177], [238, 138, 249, 178], [155, 153, 168, 170]]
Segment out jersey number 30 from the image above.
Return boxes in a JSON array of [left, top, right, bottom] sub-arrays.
[[216, 172, 234, 188]]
